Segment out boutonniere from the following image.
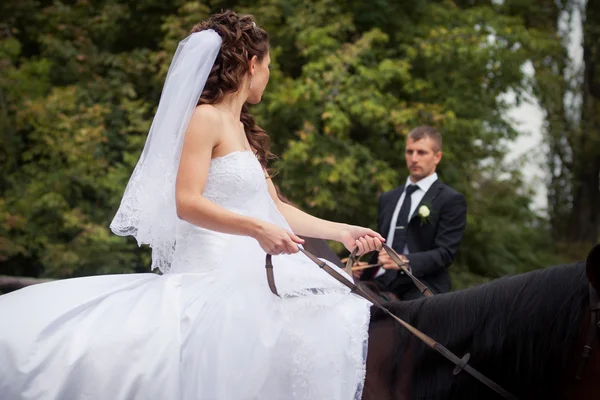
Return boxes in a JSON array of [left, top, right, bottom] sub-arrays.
[[417, 205, 431, 225]]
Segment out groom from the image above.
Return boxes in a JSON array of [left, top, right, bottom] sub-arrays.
[[360, 126, 467, 300]]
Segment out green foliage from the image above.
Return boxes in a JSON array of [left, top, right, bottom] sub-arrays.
[[508, 0, 600, 252], [0, 0, 567, 287]]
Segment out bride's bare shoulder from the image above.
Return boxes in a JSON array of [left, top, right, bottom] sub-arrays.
[[186, 104, 224, 139], [195, 103, 221, 116]]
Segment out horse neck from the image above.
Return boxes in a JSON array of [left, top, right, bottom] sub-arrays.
[[385, 262, 590, 397]]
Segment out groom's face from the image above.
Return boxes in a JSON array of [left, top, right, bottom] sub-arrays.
[[405, 136, 442, 182]]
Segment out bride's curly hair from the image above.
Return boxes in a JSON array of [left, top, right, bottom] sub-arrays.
[[191, 10, 274, 169]]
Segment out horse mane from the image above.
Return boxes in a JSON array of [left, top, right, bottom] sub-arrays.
[[371, 261, 590, 398]]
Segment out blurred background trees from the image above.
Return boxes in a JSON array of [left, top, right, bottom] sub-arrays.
[[0, 0, 597, 292]]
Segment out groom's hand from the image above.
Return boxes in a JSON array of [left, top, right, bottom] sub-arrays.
[[379, 249, 409, 270], [351, 261, 368, 279]]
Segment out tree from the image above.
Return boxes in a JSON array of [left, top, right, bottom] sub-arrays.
[[252, 0, 561, 286], [0, 0, 563, 288], [509, 0, 600, 257]]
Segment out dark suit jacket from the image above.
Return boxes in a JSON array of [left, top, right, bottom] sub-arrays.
[[362, 179, 467, 297]]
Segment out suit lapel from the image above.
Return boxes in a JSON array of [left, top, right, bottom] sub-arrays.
[[381, 186, 404, 237], [409, 180, 443, 222]]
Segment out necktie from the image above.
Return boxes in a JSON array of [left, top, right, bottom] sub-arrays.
[[392, 184, 419, 252]]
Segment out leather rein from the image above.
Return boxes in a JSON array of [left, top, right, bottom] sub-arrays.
[[265, 243, 518, 400]]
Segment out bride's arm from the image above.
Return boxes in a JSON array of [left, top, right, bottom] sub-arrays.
[[265, 177, 385, 253], [176, 106, 304, 254]]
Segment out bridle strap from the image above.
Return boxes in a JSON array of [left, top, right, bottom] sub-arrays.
[[575, 283, 600, 380], [265, 248, 518, 400]]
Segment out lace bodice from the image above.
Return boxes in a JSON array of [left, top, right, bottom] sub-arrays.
[[202, 151, 267, 211], [169, 151, 273, 273]]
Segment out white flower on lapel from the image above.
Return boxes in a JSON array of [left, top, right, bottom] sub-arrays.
[[417, 205, 432, 226]]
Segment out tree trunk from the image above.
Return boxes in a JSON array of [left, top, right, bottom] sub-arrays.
[[566, 0, 600, 245], [568, 160, 600, 243]]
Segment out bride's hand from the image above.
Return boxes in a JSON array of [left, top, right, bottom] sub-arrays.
[[339, 226, 385, 256], [253, 221, 305, 255]]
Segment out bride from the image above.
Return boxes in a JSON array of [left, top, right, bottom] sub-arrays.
[[0, 10, 385, 400]]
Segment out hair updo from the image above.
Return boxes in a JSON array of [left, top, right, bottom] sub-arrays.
[[191, 10, 274, 169]]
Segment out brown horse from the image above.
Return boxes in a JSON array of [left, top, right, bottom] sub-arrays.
[[362, 244, 600, 399]]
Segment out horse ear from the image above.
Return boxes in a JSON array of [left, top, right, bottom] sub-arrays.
[[586, 244, 600, 291]]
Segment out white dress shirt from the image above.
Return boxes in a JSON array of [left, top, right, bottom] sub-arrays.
[[375, 172, 438, 278]]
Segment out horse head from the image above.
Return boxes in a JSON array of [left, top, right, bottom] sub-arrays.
[[585, 244, 600, 293]]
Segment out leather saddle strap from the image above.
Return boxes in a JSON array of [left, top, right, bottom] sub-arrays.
[[265, 248, 518, 400], [265, 254, 280, 298], [345, 243, 434, 297]]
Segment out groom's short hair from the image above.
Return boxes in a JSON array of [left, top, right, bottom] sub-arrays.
[[407, 126, 442, 152]]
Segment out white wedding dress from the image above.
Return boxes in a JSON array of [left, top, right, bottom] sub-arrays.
[[0, 150, 371, 400]]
